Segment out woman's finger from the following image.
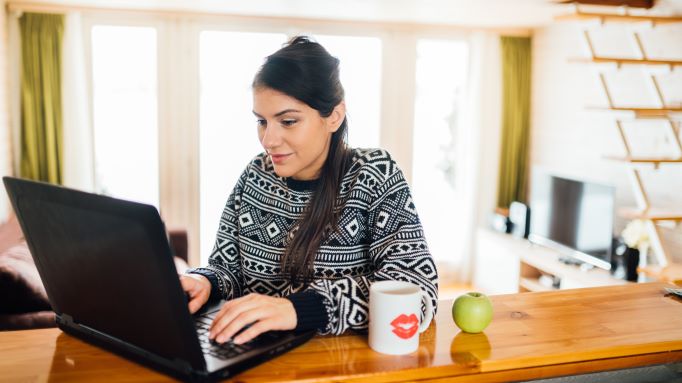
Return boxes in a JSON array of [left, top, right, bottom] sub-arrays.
[[179, 276, 197, 295], [212, 293, 256, 322], [179, 276, 208, 313], [214, 308, 264, 343], [210, 296, 261, 339], [187, 296, 204, 314], [233, 318, 275, 344]]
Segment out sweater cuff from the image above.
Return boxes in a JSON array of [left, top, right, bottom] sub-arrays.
[[286, 290, 329, 332], [186, 268, 222, 303]]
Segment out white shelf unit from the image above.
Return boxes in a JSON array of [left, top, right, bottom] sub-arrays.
[[557, 6, 682, 275]]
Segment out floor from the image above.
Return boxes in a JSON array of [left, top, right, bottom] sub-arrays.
[[438, 283, 475, 301], [522, 363, 682, 383]]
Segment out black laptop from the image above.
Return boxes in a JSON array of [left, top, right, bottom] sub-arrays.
[[3, 176, 314, 382]]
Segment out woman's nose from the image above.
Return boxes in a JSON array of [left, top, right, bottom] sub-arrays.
[[260, 124, 282, 148]]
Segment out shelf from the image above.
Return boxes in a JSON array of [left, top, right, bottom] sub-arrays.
[[605, 155, 682, 164], [619, 207, 682, 221], [519, 242, 628, 291], [563, 8, 681, 270], [589, 106, 682, 119], [555, 11, 682, 24], [478, 230, 626, 294], [569, 57, 682, 67], [519, 278, 556, 292], [638, 263, 682, 285]]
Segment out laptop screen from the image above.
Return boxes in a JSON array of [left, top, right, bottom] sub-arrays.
[[11, 185, 204, 368]]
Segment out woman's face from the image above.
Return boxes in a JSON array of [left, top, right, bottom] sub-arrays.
[[253, 87, 345, 181]]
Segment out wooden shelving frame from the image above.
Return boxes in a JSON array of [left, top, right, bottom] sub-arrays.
[[555, 10, 682, 24], [588, 107, 682, 119], [604, 155, 682, 165], [569, 57, 682, 68], [569, 56, 682, 67], [602, 107, 682, 118], [559, 4, 682, 274], [618, 207, 682, 222]]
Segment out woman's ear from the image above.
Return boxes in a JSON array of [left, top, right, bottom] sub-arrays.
[[326, 101, 346, 133]]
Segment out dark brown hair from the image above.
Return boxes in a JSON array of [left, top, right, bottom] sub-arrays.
[[252, 36, 352, 284]]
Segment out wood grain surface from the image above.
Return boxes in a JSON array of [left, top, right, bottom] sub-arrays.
[[1, 282, 681, 382]]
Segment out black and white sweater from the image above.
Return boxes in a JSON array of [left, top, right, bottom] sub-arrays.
[[189, 148, 438, 335]]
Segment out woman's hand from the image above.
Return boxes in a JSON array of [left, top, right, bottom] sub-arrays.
[[179, 274, 212, 314], [209, 293, 297, 344]]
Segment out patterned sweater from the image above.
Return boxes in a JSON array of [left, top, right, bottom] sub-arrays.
[[190, 148, 438, 335]]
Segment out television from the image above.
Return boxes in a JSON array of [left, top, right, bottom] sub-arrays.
[[528, 173, 615, 270]]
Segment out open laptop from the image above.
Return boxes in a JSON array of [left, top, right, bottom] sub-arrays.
[[3, 176, 315, 382]]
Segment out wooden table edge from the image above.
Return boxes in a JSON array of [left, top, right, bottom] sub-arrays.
[[296, 349, 682, 383]]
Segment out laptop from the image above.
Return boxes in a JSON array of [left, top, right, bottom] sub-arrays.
[[3, 176, 315, 382]]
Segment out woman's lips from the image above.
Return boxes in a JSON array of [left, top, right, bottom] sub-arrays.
[[270, 153, 291, 164], [390, 313, 419, 339]]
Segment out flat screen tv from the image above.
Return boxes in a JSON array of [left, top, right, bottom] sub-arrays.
[[528, 173, 615, 270]]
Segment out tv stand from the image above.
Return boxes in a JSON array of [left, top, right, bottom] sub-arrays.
[[557, 256, 584, 267], [556, 256, 598, 272], [475, 229, 628, 293]]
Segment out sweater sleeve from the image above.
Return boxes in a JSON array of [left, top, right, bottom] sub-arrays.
[[187, 167, 249, 301], [286, 290, 330, 331], [307, 167, 439, 335]]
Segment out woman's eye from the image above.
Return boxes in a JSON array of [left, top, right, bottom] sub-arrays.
[[281, 119, 297, 127], [256, 119, 266, 127]]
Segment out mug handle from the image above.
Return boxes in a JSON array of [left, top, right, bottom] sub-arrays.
[[418, 290, 434, 333]]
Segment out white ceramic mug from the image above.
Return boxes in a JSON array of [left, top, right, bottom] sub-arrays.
[[368, 280, 434, 355]]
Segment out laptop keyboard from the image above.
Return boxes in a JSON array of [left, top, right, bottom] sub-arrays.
[[194, 311, 283, 360], [194, 313, 252, 359]]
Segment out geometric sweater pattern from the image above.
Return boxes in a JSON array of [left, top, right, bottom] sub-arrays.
[[195, 148, 438, 335]]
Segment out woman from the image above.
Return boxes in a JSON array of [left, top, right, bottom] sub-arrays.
[[180, 36, 438, 345]]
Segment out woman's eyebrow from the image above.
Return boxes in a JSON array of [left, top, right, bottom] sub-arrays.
[[252, 109, 302, 118]]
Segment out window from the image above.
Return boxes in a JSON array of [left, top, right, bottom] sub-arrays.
[[199, 31, 287, 263], [81, 15, 478, 270], [315, 35, 382, 149], [199, 32, 382, 262], [411, 39, 469, 264], [91, 26, 159, 206]]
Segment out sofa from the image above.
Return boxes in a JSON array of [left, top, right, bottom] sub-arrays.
[[0, 211, 189, 331]]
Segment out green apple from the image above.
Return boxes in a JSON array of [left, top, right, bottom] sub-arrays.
[[452, 292, 493, 333]]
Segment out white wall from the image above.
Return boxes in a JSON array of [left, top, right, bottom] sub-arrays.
[[530, 14, 682, 260], [0, 0, 11, 223]]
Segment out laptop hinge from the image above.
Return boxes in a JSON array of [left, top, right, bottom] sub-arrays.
[[172, 358, 193, 374], [58, 313, 75, 328]]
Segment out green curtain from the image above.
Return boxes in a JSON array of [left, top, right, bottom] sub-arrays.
[[497, 36, 532, 209], [19, 13, 64, 184]]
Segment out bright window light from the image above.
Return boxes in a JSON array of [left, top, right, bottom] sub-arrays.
[[412, 39, 469, 264], [314, 35, 382, 149], [91, 26, 159, 207], [199, 31, 287, 264]]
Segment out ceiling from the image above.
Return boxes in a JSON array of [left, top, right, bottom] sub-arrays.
[[8, 0, 571, 28], [8, 0, 682, 28], [141, 0, 566, 28]]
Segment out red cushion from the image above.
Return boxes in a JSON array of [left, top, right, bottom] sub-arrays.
[[0, 311, 55, 330], [0, 213, 23, 255], [0, 242, 51, 314]]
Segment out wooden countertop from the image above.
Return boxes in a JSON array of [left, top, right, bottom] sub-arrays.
[[1, 282, 681, 382]]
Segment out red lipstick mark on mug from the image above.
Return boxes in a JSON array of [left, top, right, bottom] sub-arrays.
[[390, 314, 419, 339]]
